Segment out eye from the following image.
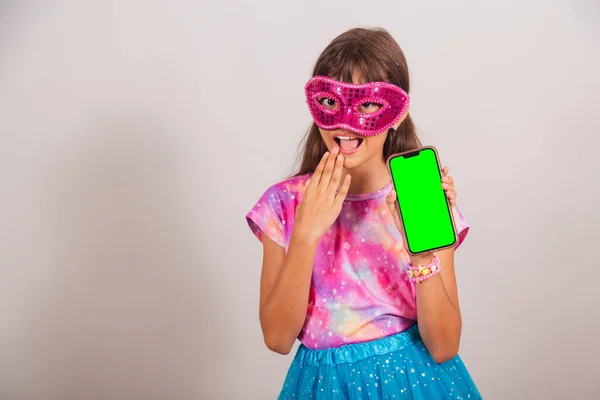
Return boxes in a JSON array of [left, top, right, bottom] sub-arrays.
[[358, 102, 382, 114], [318, 97, 338, 110]]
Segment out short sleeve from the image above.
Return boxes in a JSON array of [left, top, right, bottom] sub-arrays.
[[246, 186, 286, 248], [452, 205, 470, 250]]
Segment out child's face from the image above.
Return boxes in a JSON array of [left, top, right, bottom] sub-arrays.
[[317, 71, 403, 170]]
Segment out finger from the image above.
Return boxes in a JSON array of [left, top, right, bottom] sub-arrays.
[[386, 190, 400, 216], [334, 174, 351, 206], [302, 179, 311, 194], [385, 190, 394, 203], [308, 151, 329, 193], [447, 195, 457, 206], [386, 189, 404, 229], [326, 153, 345, 198], [442, 167, 449, 177], [319, 146, 339, 194]]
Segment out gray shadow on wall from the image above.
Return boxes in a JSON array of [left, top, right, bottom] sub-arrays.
[[20, 115, 227, 400]]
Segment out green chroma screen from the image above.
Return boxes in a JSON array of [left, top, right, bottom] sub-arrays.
[[389, 148, 456, 254]]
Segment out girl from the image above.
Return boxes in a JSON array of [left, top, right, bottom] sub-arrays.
[[246, 27, 481, 399]]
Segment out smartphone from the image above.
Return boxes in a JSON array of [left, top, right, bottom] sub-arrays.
[[387, 146, 457, 255]]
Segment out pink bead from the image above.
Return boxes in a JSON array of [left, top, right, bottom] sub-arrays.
[[407, 253, 441, 284]]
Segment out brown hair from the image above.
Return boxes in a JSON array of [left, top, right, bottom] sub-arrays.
[[293, 27, 421, 176]]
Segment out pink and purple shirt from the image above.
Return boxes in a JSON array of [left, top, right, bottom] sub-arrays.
[[246, 174, 469, 350]]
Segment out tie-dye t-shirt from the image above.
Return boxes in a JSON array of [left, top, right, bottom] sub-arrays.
[[246, 174, 469, 350]]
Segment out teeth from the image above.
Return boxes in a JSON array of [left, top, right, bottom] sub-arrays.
[[336, 136, 358, 140]]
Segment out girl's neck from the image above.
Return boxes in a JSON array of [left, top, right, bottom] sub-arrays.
[[343, 156, 391, 195]]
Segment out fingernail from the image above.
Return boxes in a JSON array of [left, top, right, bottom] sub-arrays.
[[324, 152, 329, 157], [337, 154, 344, 161], [332, 146, 339, 154]]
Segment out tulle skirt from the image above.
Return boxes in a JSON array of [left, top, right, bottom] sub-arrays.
[[278, 325, 481, 399]]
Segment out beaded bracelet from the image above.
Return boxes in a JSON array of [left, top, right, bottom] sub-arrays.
[[406, 253, 441, 283]]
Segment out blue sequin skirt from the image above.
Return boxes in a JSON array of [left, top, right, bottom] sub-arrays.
[[278, 325, 481, 399]]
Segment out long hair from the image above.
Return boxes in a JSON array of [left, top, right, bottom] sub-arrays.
[[294, 28, 421, 177]]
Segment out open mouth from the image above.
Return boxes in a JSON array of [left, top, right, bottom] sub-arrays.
[[334, 135, 364, 154]]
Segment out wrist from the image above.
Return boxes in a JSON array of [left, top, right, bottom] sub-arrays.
[[406, 252, 441, 284], [290, 225, 320, 248], [410, 252, 435, 266]]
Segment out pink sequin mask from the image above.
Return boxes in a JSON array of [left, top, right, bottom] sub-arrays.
[[304, 76, 410, 136]]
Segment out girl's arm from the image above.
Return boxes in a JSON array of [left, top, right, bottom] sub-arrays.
[[258, 147, 350, 354], [412, 249, 462, 364], [258, 233, 318, 355], [385, 167, 464, 363]]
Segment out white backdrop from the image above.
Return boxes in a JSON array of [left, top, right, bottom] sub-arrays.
[[1, 1, 599, 399]]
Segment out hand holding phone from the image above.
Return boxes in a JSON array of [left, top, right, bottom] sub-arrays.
[[386, 146, 458, 256]]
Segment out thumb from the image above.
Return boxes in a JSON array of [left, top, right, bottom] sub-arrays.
[[385, 189, 398, 218], [386, 189, 402, 225], [385, 189, 397, 209], [386, 190, 400, 218], [385, 190, 397, 205]]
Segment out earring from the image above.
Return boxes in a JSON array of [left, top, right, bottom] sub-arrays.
[[391, 125, 399, 131]]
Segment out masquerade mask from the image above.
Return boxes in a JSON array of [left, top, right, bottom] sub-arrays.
[[304, 76, 410, 136]]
